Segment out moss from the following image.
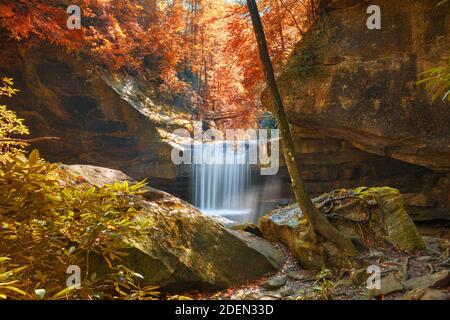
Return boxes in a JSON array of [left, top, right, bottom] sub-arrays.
[[259, 187, 426, 272]]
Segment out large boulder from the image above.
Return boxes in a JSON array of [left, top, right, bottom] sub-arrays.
[[260, 187, 426, 270], [264, 0, 450, 171], [63, 165, 285, 291]]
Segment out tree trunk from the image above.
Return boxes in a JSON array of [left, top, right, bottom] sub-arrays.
[[246, 0, 356, 255]]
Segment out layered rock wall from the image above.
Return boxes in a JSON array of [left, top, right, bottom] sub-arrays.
[[263, 0, 450, 221], [0, 38, 191, 182]]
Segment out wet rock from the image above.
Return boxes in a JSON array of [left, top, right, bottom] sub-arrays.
[[260, 187, 425, 270], [261, 276, 287, 290], [404, 270, 450, 290], [65, 165, 285, 291]]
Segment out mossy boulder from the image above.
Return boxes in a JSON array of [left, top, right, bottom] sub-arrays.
[[260, 187, 426, 270], [64, 165, 285, 291]]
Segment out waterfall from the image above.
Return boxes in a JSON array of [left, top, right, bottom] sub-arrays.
[[192, 141, 253, 217]]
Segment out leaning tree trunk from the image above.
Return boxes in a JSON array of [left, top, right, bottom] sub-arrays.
[[246, 0, 356, 255]]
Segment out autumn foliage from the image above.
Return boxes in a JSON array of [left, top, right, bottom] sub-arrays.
[[0, 0, 316, 128]]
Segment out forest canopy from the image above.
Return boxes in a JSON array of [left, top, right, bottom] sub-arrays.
[[0, 0, 316, 128]]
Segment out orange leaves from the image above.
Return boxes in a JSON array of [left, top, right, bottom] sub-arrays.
[[0, 1, 183, 77], [0, 3, 14, 19], [1, 1, 85, 51], [0, 1, 314, 129]]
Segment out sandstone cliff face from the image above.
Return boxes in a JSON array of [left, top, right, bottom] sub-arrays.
[[0, 38, 192, 182], [263, 0, 450, 218], [271, 0, 449, 170]]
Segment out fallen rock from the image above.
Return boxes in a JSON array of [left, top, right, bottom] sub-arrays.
[[404, 270, 450, 290], [260, 187, 426, 270], [261, 276, 287, 290], [372, 270, 450, 298], [63, 165, 285, 291], [423, 236, 449, 255], [373, 273, 405, 296]]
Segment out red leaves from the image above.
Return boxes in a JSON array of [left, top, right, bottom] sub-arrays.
[[0, 0, 315, 129]]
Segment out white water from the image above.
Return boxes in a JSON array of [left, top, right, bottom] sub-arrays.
[[192, 141, 253, 216]]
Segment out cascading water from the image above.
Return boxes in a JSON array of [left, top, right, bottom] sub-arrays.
[[192, 141, 253, 217]]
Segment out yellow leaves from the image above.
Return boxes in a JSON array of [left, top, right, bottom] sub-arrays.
[[0, 263, 29, 299], [0, 77, 29, 156], [130, 179, 148, 193], [49, 287, 76, 300], [0, 266, 29, 282], [1, 147, 153, 300], [1, 77, 14, 87], [0, 283, 29, 297], [28, 149, 40, 166], [0, 77, 19, 98]]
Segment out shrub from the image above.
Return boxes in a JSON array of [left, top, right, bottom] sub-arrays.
[[0, 150, 158, 299], [0, 77, 29, 155], [0, 76, 159, 300]]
